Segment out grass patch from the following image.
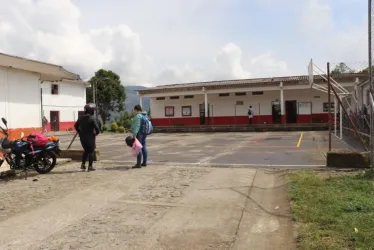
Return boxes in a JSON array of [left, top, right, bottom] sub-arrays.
[[289, 170, 374, 250]]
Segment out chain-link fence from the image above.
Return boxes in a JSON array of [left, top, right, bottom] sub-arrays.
[[326, 61, 370, 152]]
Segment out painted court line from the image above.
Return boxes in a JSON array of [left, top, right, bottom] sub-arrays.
[[296, 132, 304, 147]]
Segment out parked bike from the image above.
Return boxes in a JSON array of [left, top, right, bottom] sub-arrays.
[[0, 117, 61, 175]]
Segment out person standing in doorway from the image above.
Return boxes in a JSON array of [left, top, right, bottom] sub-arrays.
[[131, 105, 149, 169], [248, 106, 254, 125], [52, 116, 58, 131]]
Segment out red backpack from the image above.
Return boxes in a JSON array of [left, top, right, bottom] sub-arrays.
[[27, 133, 49, 147]]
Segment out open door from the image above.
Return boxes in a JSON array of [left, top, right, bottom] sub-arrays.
[[50, 111, 60, 131], [285, 100, 297, 123], [271, 101, 281, 124], [199, 103, 210, 125]]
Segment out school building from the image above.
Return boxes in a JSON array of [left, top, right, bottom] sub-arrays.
[[137, 73, 366, 127]]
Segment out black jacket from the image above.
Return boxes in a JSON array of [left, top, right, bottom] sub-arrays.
[[74, 114, 100, 137]]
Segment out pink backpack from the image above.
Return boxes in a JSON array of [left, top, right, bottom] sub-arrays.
[[27, 133, 49, 147]]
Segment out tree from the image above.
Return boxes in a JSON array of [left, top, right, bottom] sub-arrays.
[[331, 62, 356, 76], [115, 111, 133, 129], [87, 69, 126, 123]]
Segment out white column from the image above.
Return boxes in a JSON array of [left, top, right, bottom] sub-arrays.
[[139, 96, 143, 107], [339, 98, 343, 139], [334, 96, 337, 135], [280, 82, 284, 123], [204, 92, 208, 121]]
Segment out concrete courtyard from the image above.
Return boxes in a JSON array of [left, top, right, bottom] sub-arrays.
[[60, 131, 349, 168]]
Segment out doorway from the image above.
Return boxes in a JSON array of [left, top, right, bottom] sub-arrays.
[[50, 111, 60, 131], [199, 103, 210, 125], [285, 100, 297, 124], [271, 101, 281, 124]]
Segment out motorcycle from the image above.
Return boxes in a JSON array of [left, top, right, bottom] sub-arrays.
[[0, 117, 61, 175]]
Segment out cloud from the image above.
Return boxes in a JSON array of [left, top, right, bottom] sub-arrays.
[[0, 0, 289, 86], [301, 0, 367, 66], [0, 0, 149, 85], [154, 43, 288, 85]]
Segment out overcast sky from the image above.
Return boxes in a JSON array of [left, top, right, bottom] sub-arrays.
[[0, 0, 367, 86]]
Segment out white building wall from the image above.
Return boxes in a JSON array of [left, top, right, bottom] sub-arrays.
[[0, 66, 41, 129], [150, 89, 333, 119], [151, 95, 204, 118], [42, 81, 86, 122], [284, 88, 327, 114]]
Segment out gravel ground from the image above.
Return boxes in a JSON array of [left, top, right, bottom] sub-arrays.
[[0, 162, 296, 250]]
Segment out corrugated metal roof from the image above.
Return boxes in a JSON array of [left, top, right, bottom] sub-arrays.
[[137, 73, 367, 94]]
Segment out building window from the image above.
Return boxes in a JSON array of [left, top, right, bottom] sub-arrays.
[[236, 101, 244, 105], [51, 84, 59, 95], [252, 91, 263, 95], [165, 106, 174, 117], [219, 93, 230, 97], [156, 97, 165, 100], [235, 92, 246, 96], [184, 95, 194, 99], [170, 96, 179, 99], [182, 106, 192, 116], [323, 102, 335, 112]]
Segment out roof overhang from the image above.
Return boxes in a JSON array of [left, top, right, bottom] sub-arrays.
[[0, 53, 81, 81], [137, 73, 368, 96]]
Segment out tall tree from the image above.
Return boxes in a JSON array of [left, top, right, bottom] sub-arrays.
[[86, 69, 126, 123]]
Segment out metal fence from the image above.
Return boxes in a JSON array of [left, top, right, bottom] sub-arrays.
[[309, 60, 371, 153], [329, 61, 370, 153]]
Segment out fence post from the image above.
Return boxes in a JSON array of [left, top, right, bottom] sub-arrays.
[[339, 98, 343, 139], [334, 96, 337, 136], [327, 62, 332, 151]]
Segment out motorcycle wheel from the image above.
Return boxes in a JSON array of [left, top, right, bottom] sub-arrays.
[[34, 151, 57, 174]]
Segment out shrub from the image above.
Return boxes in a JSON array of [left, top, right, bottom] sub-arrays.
[[118, 126, 125, 133], [103, 124, 108, 131], [111, 122, 119, 132]]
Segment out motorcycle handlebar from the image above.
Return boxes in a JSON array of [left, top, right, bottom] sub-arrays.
[[0, 126, 7, 135]]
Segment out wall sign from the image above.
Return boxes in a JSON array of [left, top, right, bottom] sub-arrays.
[[298, 102, 312, 115], [182, 106, 192, 116], [165, 106, 174, 117], [323, 102, 334, 112]]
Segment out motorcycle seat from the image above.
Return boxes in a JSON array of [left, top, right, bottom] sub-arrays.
[[33, 141, 55, 149]]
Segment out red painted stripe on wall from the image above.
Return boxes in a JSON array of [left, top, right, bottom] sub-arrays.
[[150, 114, 331, 126]]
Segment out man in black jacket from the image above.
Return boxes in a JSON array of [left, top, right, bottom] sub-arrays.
[[74, 103, 100, 171]]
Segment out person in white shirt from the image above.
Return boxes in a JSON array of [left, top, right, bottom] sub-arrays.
[[248, 106, 253, 125]]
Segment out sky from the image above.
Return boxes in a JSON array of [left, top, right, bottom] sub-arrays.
[[0, 0, 368, 87]]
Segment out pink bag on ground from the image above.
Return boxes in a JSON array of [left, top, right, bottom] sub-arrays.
[[131, 137, 143, 157]]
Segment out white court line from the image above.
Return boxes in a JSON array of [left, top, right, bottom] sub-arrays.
[[99, 160, 325, 168]]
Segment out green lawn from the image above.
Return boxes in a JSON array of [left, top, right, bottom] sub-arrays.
[[289, 170, 374, 250]]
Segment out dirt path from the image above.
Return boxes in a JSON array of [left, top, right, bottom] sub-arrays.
[[0, 163, 296, 250]]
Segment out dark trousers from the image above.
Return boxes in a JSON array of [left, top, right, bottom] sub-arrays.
[[136, 133, 148, 167], [80, 135, 95, 167]]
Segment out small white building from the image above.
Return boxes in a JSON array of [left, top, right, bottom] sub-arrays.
[[0, 53, 81, 139], [137, 74, 365, 126], [42, 79, 89, 132]]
